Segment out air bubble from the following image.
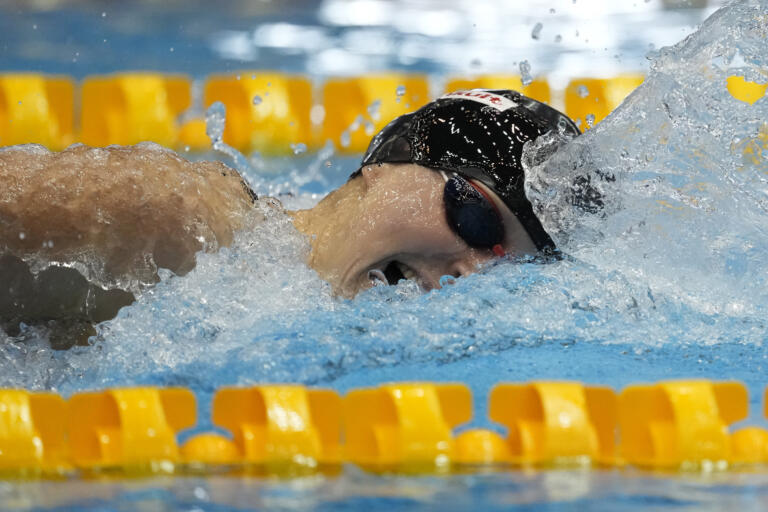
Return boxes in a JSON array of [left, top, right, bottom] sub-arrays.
[[578, 85, 589, 98], [586, 113, 596, 128], [252, 95, 262, 105]]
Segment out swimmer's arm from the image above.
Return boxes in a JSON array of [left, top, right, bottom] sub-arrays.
[[0, 144, 255, 283]]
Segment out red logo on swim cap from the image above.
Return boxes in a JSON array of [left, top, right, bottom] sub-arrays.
[[439, 90, 518, 111]]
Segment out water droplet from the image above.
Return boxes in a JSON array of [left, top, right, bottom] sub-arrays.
[[101, 11, 107, 17], [531, 22, 543, 40], [577, 85, 589, 98], [205, 101, 227, 143], [439, 275, 456, 287], [340, 131, 351, 148], [169, 47, 174, 53], [519, 60, 533, 86], [18, 232, 25, 240], [290, 142, 307, 155], [395, 85, 406, 98], [554, 34, 562, 43], [586, 113, 596, 128], [252, 95, 262, 105], [324, 160, 332, 168], [349, 115, 363, 132], [367, 99, 381, 121], [310, 105, 325, 125], [364, 121, 375, 135], [549, 7, 556, 13], [32, 24, 37, 30]]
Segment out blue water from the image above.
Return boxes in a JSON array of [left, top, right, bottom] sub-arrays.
[[0, 0, 720, 79], [5, 469, 768, 511], [2, 0, 768, 510]]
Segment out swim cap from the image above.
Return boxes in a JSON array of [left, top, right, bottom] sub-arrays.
[[354, 89, 580, 253]]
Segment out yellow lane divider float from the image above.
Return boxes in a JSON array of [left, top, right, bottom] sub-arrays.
[[204, 72, 315, 155], [0, 74, 74, 150], [489, 382, 616, 466], [321, 73, 430, 153], [0, 390, 68, 475], [81, 73, 191, 148], [1, 71, 765, 154], [67, 387, 195, 471], [726, 75, 767, 105], [1, 380, 768, 476], [618, 380, 747, 469], [0, 72, 637, 153], [344, 382, 471, 470], [564, 74, 644, 129]]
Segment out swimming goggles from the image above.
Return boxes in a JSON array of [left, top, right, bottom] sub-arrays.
[[441, 171, 507, 257]]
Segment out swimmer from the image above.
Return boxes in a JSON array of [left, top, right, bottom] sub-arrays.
[[0, 89, 579, 347]]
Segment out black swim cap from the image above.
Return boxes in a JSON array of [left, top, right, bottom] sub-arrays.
[[355, 89, 580, 253]]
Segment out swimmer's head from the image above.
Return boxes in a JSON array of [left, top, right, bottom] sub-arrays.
[[294, 89, 582, 296], [352, 89, 581, 254]]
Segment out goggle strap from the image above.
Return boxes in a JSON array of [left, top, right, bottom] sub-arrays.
[[466, 179, 502, 220]]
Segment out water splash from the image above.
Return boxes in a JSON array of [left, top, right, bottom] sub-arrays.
[[524, 0, 768, 324], [519, 60, 533, 86], [1, 1, 768, 398], [205, 101, 262, 190]]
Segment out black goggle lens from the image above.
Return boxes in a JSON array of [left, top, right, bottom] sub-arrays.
[[443, 174, 505, 249]]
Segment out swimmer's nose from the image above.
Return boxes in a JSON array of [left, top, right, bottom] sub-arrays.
[[451, 253, 489, 279], [452, 260, 476, 278]]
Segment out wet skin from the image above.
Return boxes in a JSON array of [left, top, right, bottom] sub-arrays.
[[0, 146, 536, 343], [291, 162, 537, 298]]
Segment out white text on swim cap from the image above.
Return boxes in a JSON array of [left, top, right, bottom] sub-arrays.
[[439, 90, 518, 111]]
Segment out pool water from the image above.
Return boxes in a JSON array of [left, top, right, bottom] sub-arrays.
[[2, 0, 768, 510], [5, 469, 768, 511]]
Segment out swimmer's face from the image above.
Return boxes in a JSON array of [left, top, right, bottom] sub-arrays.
[[332, 163, 538, 297]]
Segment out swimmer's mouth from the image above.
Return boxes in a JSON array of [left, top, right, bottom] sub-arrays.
[[368, 261, 418, 287]]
